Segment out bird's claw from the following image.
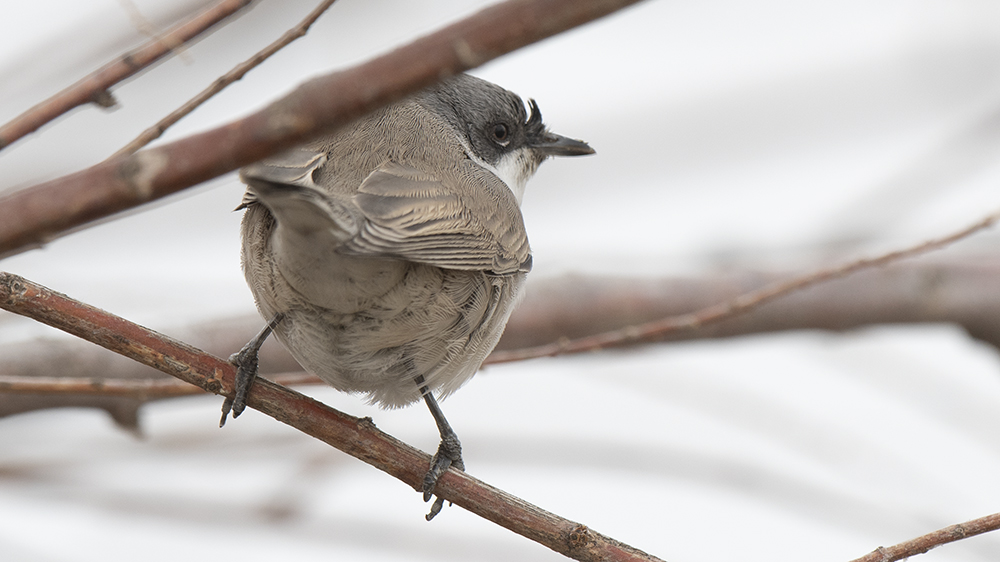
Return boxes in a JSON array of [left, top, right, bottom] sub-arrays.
[[219, 346, 259, 427], [422, 434, 464, 520]]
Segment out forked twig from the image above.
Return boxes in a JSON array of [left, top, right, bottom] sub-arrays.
[[0, 0, 254, 150], [111, 0, 339, 158]]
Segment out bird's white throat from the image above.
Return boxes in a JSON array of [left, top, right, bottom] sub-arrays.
[[456, 136, 533, 205]]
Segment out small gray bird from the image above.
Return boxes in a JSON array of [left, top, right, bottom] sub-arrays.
[[222, 74, 593, 519]]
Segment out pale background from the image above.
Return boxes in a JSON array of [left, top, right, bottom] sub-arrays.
[[2, 1, 1000, 560]]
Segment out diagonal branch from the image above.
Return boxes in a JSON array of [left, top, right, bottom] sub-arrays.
[[0, 0, 255, 151], [110, 0, 340, 159], [0, 271, 663, 562], [849, 512, 1000, 562], [0, 0, 644, 259], [486, 209, 1000, 364]]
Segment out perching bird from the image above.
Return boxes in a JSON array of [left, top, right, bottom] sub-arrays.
[[222, 73, 594, 519]]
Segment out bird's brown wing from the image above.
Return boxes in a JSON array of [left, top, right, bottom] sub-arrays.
[[346, 161, 531, 275]]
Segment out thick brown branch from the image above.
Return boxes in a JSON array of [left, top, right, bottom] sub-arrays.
[[0, 0, 643, 259], [849, 512, 1000, 562], [0, 271, 663, 562], [0, 0, 254, 150], [111, 0, 340, 158]]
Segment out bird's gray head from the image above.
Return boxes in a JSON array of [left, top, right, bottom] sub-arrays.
[[416, 74, 594, 203]]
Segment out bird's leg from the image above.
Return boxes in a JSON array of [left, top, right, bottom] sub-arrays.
[[415, 374, 464, 521], [220, 313, 283, 427]]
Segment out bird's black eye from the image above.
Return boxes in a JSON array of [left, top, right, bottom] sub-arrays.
[[491, 123, 510, 144]]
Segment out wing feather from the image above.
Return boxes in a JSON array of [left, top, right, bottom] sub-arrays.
[[345, 162, 531, 275], [242, 154, 531, 275]]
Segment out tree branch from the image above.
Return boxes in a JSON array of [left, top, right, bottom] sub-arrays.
[[110, 0, 340, 159], [849, 512, 1000, 562], [0, 0, 255, 150], [8, 250, 1000, 415], [0, 0, 644, 259], [488, 210, 1000, 364], [0, 271, 663, 562]]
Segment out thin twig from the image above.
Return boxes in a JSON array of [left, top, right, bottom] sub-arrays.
[[0, 371, 320, 398], [486, 210, 1000, 364], [0, 271, 663, 562], [110, 0, 339, 159], [849, 512, 1000, 562], [0, 0, 254, 151], [0, 0, 644, 259]]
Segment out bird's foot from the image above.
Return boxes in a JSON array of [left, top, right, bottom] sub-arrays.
[[220, 315, 282, 428], [219, 342, 260, 427], [422, 433, 464, 521]]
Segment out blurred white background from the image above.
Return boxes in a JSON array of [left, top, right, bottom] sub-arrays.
[[3, 1, 1000, 560]]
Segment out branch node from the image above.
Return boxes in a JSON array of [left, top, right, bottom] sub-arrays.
[[0, 272, 27, 304], [949, 523, 969, 539], [568, 524, 595, 551], [205, 368, 225, 394], [452, 38, 482, 67], [91, 89, 119, 109], [120, 52, 141, 71], [117, 150, 169, 200]]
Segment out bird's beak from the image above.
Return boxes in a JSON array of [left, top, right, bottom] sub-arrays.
[[531, 132, 595, 157]]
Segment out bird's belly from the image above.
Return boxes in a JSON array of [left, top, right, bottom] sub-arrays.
[[269, 264, 525, 408]]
